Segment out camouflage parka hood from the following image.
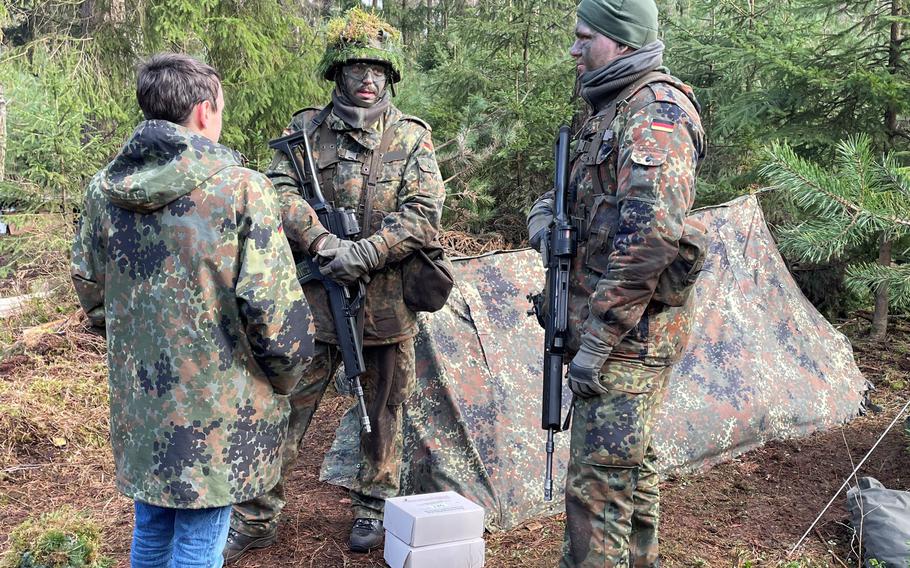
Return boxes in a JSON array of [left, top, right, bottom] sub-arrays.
[[99, 120, 243, 214], [72, 119, 312, 509]]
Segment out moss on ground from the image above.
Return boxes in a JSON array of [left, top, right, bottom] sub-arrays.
[[1, 506, 112, 568]]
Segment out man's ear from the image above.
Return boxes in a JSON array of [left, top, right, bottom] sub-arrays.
[[185, 101, 205, 131], [197, 99, 213, 130]]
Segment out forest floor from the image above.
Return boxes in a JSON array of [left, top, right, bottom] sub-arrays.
[[1, 232, 909, 567]]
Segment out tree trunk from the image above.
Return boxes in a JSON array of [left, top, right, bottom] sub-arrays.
[[885, 0, 903, 147], [870, 235, 892, 340], [80, 0, 96, 36], [109, 0, 126, 24], [0, 83, 6, 182], [401, 0, 407, 43], [871, 0, 905, 341]]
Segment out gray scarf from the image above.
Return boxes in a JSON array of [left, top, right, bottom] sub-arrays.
[[580, 41, 665, 112], [331, 87, 391, 130]]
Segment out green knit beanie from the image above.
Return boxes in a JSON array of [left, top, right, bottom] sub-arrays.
[[576, 0, 659, 49]]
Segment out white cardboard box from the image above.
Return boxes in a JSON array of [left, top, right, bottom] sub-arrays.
[[383, 491, 485, 547], [384, 530, 485, 568]]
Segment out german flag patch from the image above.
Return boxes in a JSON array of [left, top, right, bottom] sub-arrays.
[[650, 120, 675, 133]]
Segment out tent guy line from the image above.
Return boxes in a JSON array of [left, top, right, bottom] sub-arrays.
[[788, 396, 910, 558]]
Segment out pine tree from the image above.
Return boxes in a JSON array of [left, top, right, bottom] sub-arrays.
[[663, 0, 909, 197], [762, 135, 910, 337], [397, 0, 576, 235]]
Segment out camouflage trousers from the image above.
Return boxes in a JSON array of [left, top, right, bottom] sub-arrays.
[[230, 338, 415, 536], [561, 359, 671, 568]]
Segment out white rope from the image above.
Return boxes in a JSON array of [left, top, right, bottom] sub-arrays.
[[788, 397, 910, 557]]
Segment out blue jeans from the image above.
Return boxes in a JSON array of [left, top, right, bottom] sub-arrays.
[[130, 501, 232, 568]]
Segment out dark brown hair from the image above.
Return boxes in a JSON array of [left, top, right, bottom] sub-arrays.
[[136, 53, 221, 124]]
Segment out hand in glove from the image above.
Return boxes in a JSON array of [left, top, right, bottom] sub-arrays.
[[527, 197, 554, 252], [310, 232, 353, 261], [567, 335, 612, 398], [319, 239, 380, 285], [528, 225, 549, 253]]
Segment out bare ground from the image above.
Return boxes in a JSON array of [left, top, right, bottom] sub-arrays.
[[1, 323, 908, 567]]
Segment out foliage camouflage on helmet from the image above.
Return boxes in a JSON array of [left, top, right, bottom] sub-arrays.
[[318, 8, 405, 83]]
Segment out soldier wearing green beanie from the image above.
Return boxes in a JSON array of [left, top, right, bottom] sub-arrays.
[[577, 0, 659, 49], [223, 8, 446, 562], [527, 1, 707, 566]]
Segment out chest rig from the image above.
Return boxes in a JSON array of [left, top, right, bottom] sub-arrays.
[[571, 72, 709, 309], [305, 104, 403, 239], [570, 71, 675, 240]]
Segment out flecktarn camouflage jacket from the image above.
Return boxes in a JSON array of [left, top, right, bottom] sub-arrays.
[[531, 75, 706, 366], [268, 104, 445, 346], [71, 120, 310, 508]]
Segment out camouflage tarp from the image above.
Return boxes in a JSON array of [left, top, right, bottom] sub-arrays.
[[320, 195, 868, 530]]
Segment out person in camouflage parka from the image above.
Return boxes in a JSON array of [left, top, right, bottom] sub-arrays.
[[72, 54, 310, 565], [527, 1, 706, 566], [225, 8, 445, 560]]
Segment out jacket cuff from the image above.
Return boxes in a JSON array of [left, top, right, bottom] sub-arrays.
[[582, 317, 622, 350], [366, 234, 391, 269], [301, 227, 329, 255], [308, 231, 330, 255]]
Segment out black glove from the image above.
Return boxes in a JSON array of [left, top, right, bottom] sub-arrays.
[[529, 227, 548, 253], [313, 233, 354, 263], [567, 335, 611, 398], [319, 239, 380, 285], [527, 197, 554, 253]]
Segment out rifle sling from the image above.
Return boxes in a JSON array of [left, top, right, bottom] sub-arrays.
[[358, 121, 401, 239], [309, 105, 402, 241], [308, 105, 336, 203]]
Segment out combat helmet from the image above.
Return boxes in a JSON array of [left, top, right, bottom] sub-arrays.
[[317, 8, 405, 84]]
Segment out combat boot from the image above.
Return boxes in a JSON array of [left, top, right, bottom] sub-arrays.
[[222, 527, 277, 564], [349, 518, 384, 552]]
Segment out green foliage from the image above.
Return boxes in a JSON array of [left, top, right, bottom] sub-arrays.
[[663, 0, 909, 202], [397, 0, 576, 235], [0, 506, 111, 568], [762, 135, 910, 311], [0, 49, 119, 213], [0, 0, 906, 292], [318, 7, 406, 82], [112, 0, 329, 169], [0, 0, 328, 205]]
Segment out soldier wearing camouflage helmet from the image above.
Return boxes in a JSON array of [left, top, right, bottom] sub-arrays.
[[527, 0, 707, 565], [224, 8, 445, 560], [71, 53, 310, 566]]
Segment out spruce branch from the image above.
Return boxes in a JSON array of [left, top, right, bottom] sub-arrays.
[[846, 262, 910, 309]]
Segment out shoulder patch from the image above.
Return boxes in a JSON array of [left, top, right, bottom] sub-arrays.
[[650, 119, 675, 133], [398, 114, 432, 132], [648, 82, 683, 104]]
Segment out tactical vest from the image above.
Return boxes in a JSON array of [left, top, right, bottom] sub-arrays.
[[572, 71, 708, 310], [301, 103, 429, 238], [290, 104, 448, 343]]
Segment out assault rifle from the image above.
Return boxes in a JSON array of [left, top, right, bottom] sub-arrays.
[[530, 125, 575, 501], [269, 130, 371, 434]]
